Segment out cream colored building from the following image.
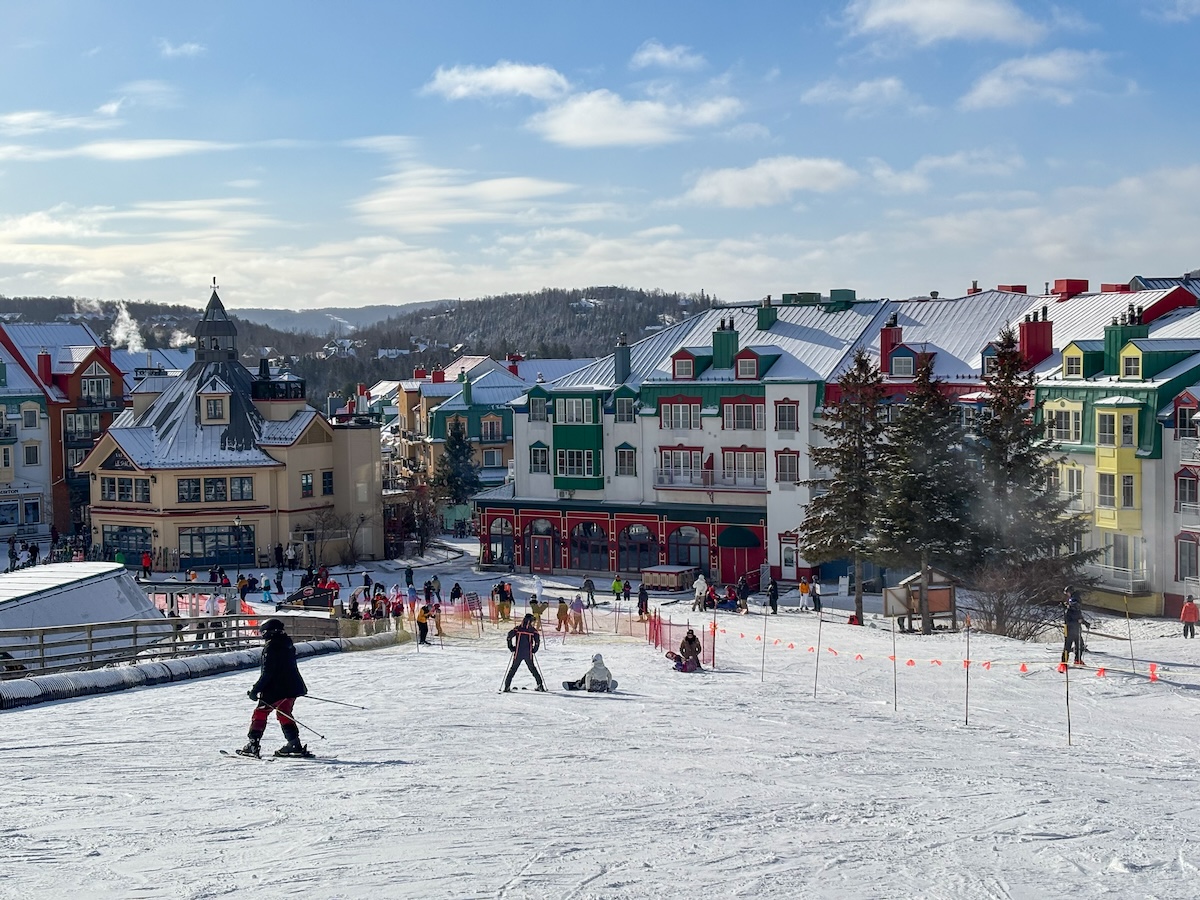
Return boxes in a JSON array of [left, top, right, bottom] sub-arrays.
[[79, 289, 383, 571]]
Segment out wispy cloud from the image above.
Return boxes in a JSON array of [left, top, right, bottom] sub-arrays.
[[679, 156, 859, 207], [0, 139, 237, 162], [959, 48, 1109, 109], [871, 150, 1024, 193], [116, 80, 181, 110], [158, 38, 206, 59], [528, 90, 741, 148], [1144, 0, 1200, 21], [344, 135, 417, 157], [630, 40, 706, 71], [800, 76, 927, 116], [352, 163, 579, 232], [423, 62, 570, 100], [0, 109, 122, 136], [845, 0, 1044, 45]]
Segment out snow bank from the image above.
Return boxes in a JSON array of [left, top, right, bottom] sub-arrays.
[[0, 631, 407, 710]]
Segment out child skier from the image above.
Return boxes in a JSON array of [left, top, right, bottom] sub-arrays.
[[239, 618, 310, 758]]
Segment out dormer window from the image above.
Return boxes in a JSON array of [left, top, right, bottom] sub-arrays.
[[891, 355, 914, 377], [1180, 406, 1198, 438], [674, 358, 694, 379], [1122, 356, 1140, 378], [736, 358, 757, 379], [206, 398, 224, 420], [1064, 355, 1083, 378], [983, 356, 999, 376]]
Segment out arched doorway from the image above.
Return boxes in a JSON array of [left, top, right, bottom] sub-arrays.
[[717, 525, 764, 586], [618, 524, 659, 572], [488, 518, 513, 567], [667, 525, 709, 577], [523, 518, 560, 574], [569, 522, 609, 571]]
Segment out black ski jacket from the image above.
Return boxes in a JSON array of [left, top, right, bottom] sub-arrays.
[[252, 632, 308, 704], [507, 623, 541, 659]]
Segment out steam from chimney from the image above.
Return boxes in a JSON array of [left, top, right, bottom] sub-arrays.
[[109, 301, 145, 352], [169, 329, 192, 349]]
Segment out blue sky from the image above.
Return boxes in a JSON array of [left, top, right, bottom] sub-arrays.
[[1, 0, 1198, 310]]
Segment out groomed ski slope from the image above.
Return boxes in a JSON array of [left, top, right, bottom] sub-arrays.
[[4, 571, 1200, 899]]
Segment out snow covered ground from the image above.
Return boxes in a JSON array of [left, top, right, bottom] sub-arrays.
[[5, 551, 1200, 899]]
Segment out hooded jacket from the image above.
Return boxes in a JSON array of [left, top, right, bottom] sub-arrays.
[[583, 653, 612, 690], [252, 632, 307, 704]]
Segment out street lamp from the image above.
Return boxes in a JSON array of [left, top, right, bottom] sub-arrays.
[[234, 514, 242, 579]]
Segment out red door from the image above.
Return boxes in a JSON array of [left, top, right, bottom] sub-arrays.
[[530, 535, 554, 574]]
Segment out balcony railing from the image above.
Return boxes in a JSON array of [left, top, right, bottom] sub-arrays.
[[1059, 491, 1093, 513], [74, 395, 123, 410], [1180, 502, 1200, 530], [65, 429, 101, 445], [0, 424, 15, 442], [1182, 437, 1200, 465], [653, 468, 767, 490], [1085, 562, 1148, 593]]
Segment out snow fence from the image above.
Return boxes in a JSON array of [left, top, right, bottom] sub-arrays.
[[0, 630, 408, 711]]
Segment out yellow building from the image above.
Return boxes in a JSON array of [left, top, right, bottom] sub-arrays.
[[79, 288, 383, 571]]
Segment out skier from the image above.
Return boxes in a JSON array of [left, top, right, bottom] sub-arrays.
[[430, 574, 442, 602], [637, 583, 649, 622], [569, 594, 586, 633], [611, 576, 623, 603], [555, 597, 570, 632], [503, 613, 546, 692], [565, 653, 616, 692], [799, 576, 811, 610], [691, 573, 708, 612], [239, 618, 310, 758], [623, 580, 632, 604], [260, 574, 272, 605], [582, 577, 596, 608], [767, 576, 779, 615], [450, 582, 463, 604], [678, 628, 704, 672], [404, 564, 414, 588], [811, 579, 823, 614], [1183, 595, 1198, 639], [416, 604, 432, 645], [1062, 589, 1091, 665], [431, 602, 443, 635]]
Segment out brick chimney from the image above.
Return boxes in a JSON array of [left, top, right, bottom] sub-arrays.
[[412, 366, 427, 379], [997, 284, 1028, 294], [967, 280, 982, 295], [1018, 306, 1053, 369], [1101, 283, 1133, 293], [97, 346, 112, 363], [431, 368, 445, 384], [879, 312, 902, 374], [1053, 278, 1089, 300], [37, 348, 52, 384]]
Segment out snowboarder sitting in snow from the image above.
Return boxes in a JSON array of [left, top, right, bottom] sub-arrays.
[[1062, 588, 1091, 665], [678, 629, 703, 672], [566, 653, 616, 692], [503, 613, 546, 692], [240, 618, 309, 759]]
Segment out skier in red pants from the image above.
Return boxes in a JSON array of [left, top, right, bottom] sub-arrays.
[[239, 618, 309, 758]]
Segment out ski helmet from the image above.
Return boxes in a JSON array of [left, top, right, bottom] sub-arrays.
[[260, 618, 285, 637]]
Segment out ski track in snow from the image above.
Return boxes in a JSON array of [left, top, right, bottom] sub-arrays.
[[3, 564, 1200, 899]]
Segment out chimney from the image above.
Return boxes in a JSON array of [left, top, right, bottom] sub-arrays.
[[879, 313, 902, 375], [97, 346, 111, 363], [613, 332, 631, 384], [37, 348, 51, 384], [929, 290, 939, 300], [997, 284, 1028, 294], [506, 353, 523, 375], [757, 295, 778, 330], [412, 366, 427, 379], [1053, 278, 1089, 300], [258, 359, 270, 380], [1018, 307, 1054, 369], [431, 368, 445, 384], [712, 316, 739, 368], [356, 383, 369, 414], [0, 355, 6, 388], [1101, 282, 1133, 293], [967, 279, 982, 295], [462, 372, 472, 406]]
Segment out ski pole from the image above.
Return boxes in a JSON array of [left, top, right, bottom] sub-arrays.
[[304, 695, 367, 710], [262, 700, 326, 740]]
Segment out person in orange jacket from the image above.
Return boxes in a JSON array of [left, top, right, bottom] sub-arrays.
[[1182, 595, 1199, 639]]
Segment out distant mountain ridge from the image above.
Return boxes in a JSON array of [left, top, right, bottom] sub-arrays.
[[234, 301, 447, 335]]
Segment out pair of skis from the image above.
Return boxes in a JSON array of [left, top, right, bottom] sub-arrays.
[[221, 747, 319, 762]]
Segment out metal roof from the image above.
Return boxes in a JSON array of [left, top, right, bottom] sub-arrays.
[[434, 369, 530, 413]]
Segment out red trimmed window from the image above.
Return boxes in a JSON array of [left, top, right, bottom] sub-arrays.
[[775, 401, 798, 432], [722, 396, 765, 430]]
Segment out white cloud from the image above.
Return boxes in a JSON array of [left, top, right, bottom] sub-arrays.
[[1145, 0, 1200, 21], [352, 164, 580, 232], [845, 0, 1044, 45], [959, 49, 1108, 109], [680, 156, 859, 208], [423, 62, 570, 101], [344, 135, 416, 157], [0, 139, 237, 162], [112, 80, 180, 110], [0, 107, 123, 136], [158, 39, 206, 58], [800, 76, 927, 115], [871, 149, 1024, 193], [629, 40, 706, 71], [528, 90, 741, 148]]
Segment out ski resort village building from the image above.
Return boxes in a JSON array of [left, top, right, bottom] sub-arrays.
[[78, 289, 383, 571], [473, 277, 1200, 616]]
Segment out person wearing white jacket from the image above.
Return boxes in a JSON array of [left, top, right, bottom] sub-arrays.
[[564, 653, 618, 692]]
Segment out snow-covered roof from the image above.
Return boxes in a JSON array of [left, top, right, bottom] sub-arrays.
[[434, 369, 529, 413], [512, 358, 594, 384], [1, 323, 103, 375]]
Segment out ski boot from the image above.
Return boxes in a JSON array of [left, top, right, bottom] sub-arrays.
[[275, 738, 313, 758], [535, 684, 547, 692], [236, 737, 261, 759]]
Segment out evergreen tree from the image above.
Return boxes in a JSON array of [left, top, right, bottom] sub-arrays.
[[799, 349, 886, 622], [431, 420, 482, 505], [970, 325, 1097, 633], [875, 359, 979, 634]]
